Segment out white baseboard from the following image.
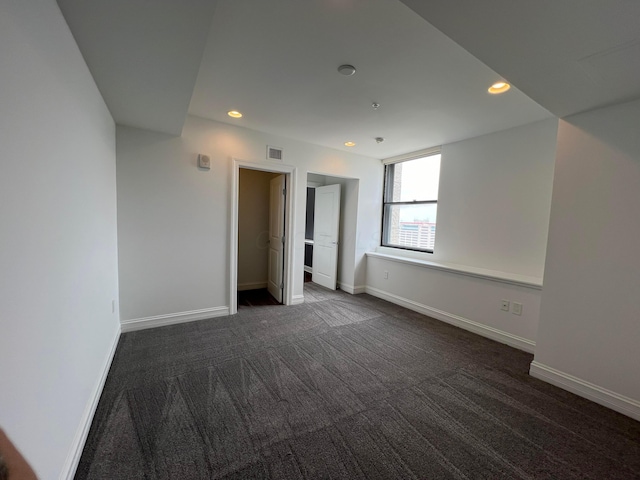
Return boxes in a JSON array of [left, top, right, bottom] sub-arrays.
[[529, 361, 640, 421], [61, 324, 121, 480], [338, 282, 366, 295], [364, 286, 535, 353], [237, 282, 267, 291], [121, 306, 230, 333], [304, 266, 312, 274], [291, 294, 305, 305]]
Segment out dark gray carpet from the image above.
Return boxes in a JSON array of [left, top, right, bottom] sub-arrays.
[[75, 283, 640, 479]]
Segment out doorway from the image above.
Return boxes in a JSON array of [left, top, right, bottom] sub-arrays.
[[230, 160, 296, 314], [305, 173, 357, 291], [237, 168, 283, 306]]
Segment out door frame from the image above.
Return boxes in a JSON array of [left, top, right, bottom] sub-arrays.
[[230, 158, 296, 314]]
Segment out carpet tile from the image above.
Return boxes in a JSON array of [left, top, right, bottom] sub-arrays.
[[75, 283, 640, 479]]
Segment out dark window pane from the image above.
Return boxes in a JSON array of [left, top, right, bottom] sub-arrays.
[[304, 243, 313, 267], [305, 187, 315, 240]]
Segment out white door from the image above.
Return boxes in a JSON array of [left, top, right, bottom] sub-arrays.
[[267, 175, 286, 302], [312, 184, 341, 290]]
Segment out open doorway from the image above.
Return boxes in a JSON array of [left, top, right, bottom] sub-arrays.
[[230, 160, 296, 314], [305, 173, 358, 292], [237, 168, 282, 306]]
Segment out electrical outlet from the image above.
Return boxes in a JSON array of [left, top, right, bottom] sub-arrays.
[[383, 271, 389, 279], [512, 302, 523, 316], [500, 299, 510, 311]]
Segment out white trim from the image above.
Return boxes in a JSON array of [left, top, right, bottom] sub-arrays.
[[231, 159, 296, 314], [337, 282, 366, 295], [382, 146, 442, 165], [237, 281, 268, 291], [304, 265, 312, 273], [61, 325, 121, 480], [121, 306, 230, 333], [366, 251, 543, 290], [529, 361, 640, 422], [291, 294, 305, 305], [364, 286, 535, 353]]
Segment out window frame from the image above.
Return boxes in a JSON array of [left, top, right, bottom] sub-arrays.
[[381, 148, 441, 254]]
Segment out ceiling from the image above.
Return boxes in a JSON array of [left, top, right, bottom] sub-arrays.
[[401, 0, 640, 119], [56, 0, 218, 135], [188, 0, 550, 158], [56, 0, 640, 159]]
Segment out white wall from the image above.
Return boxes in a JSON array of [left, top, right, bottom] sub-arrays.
[[533, 99, 640, 415], [333, 178, 361, 292], [307, 173, 328, 186], [116, 115, 382, 321], [238, 169, 277, 290], [366, 258, 541, 351], [435, 118, 558, 278], [0, 1, 120, 478], [368, 119, 558, 348]]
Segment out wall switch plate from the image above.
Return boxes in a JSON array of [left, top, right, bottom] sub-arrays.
[[384, 271, 389, 279], [500, 299, 510, 311], [512, 302, 523, 315]]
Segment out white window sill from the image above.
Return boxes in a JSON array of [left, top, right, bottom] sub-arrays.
[[366, 251, 543, 290]]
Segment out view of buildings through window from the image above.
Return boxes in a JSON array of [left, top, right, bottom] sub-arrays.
[[383, 153, 441, 252]]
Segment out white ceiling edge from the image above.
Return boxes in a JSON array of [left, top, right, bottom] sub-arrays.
[[56, 0, 219, 136]]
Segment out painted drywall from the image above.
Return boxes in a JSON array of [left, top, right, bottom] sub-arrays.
[[369, 119, 558, 346], [56, 0, 218, 135], [534, 99, 640, 404], [366, 257, 541, 350], [307, 173, 328, 186], [238, 169, 278, 290], [333, 178, 361, 292], [116, 115, 382, 321], [434, 118, 558, 278], [0, 1, 120, 478]]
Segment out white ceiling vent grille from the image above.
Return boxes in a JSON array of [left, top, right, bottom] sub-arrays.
[[267, 145, 283, 161]]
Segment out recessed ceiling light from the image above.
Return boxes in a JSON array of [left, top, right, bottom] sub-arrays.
[[344, 141, 356, 147], [227, 110, 243, 118], [488, 81, 511, 94], [338, 64, 356, 76]]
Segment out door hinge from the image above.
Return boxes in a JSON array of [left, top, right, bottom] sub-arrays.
[[281, 236, 285, 245], [282, 187, 286, 196], [280, 281, 284, 289]]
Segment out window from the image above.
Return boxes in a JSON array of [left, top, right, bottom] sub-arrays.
[[382, 151, 441, 252]]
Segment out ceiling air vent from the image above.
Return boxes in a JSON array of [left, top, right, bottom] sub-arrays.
[[267, 145, 283, 161]]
